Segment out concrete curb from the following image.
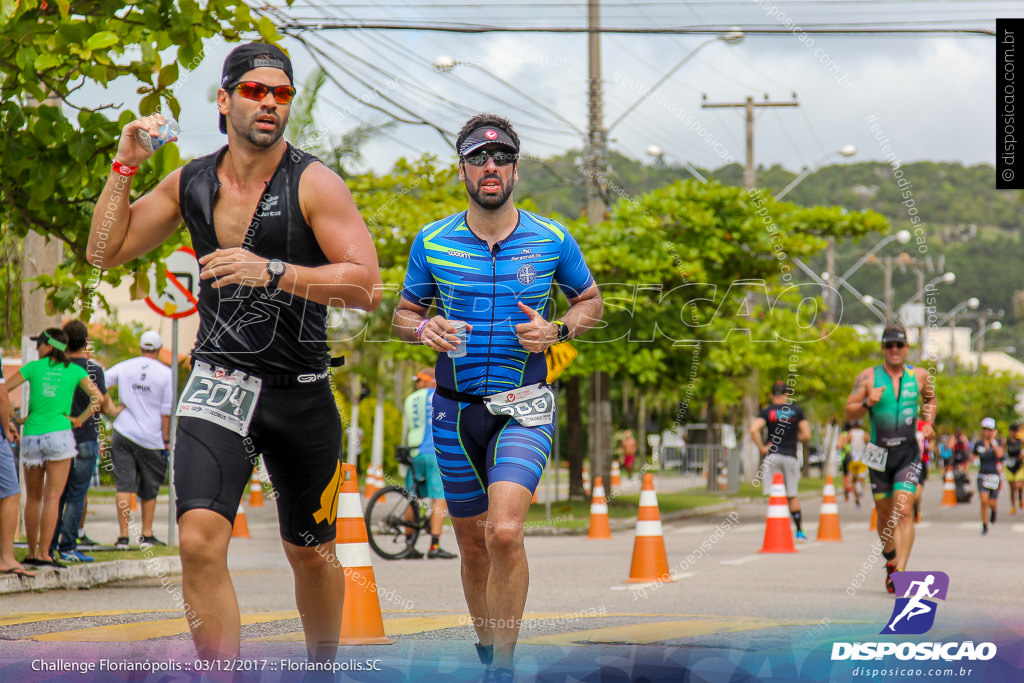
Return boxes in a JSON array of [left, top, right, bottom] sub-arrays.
[[0, 556, 181, 594], [524, 500, 739, 536]]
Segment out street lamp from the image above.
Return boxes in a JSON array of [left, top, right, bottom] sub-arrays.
[[775, 145, 857, 200], [607, 29, 744, 133], [943, 296, 981, 374], [906, 271, 956, 306], [646, 144, 708, 183], [433, 55, 586, 137], [974, 321, 1003, 372]]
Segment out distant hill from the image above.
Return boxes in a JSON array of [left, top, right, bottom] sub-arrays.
[[516, 153, 1024, 348]]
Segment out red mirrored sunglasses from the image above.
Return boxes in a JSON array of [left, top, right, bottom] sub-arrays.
[[232, 81, 296, 105]]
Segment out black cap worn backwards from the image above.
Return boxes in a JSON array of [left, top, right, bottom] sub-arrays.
[[458, 126, 519, 157], [881, 326, 908, 344], [219, 42, 294, 134], [771, 381, 788, 396]]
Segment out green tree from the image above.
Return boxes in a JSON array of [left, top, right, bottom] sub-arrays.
[[0, 0, 267, 319]]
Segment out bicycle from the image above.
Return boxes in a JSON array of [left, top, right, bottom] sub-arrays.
[[364, 447, 435, 560]]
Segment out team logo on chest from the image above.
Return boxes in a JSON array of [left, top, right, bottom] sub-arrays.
[[516, 264, 537, 285]]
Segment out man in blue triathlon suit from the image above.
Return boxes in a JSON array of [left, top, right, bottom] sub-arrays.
[[393, 114, 603, 682], [846, 326, 936, 593]]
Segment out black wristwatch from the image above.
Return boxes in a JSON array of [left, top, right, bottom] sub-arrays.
[[862, 397, 871, 410], [266, 259, 286, 289], [554, 320, 570, 343]]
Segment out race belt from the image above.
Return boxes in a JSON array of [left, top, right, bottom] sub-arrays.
[[176, 361, 261, 436]]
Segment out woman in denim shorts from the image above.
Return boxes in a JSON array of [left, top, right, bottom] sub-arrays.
[[4, 329, 103, 567]]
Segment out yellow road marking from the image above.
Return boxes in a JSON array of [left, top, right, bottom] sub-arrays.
[[32, 611, 299, 642], [0, 610, 178, 627], [519, 618, 821, 646]]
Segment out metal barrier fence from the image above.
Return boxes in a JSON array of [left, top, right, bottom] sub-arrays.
[[659, 443, 740, 495]]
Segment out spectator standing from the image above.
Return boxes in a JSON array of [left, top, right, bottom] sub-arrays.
[[106, 330, 173, 548], [50, 320, 119, 562], [3, 329, 103, 567], [0, 357, 33, 578]]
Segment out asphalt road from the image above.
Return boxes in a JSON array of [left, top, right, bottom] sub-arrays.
[[1, 473, 1020, 682]]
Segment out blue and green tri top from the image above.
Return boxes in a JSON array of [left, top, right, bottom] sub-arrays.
[[401, 209, 595, 396]]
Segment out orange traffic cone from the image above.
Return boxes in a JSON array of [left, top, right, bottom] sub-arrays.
[[626, 473, 672, 582], [611, 461, 622, 490], [816, 475, 842, 542], [587, 477, 612, 539], [941, 470, 958, 507], [363, 463, 378, 499], [249, 472, 264, 508], [583, 465, 590, 496], [337, 463, 394, 645], [869, 507, 877, 531], [759, 473, 797, 553], [232, 504, 251, 538], [717, 466, 728, 492]]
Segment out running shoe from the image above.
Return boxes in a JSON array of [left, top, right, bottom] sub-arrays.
[[486, 668, 517, 683], [77, 533, 100, 548], [404, 548, 424, 560], [114, 537, 130, 550], [885, 563, 897, 594], [59, 550, 94, 563], [982, 524, 989, 536], [138, 535, 165, 546], [1012, 507, 1017, 515], [428, 547, 458, 559], [990, 510, 997, 525], [795, 530, 807, 543]]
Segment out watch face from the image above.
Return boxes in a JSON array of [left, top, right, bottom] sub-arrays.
[[268, 260, 286, 276]]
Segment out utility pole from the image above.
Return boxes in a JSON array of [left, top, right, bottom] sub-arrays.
[[701, 94, 800, 190], [701, 93, 799, 476], [585, 0, 612, 495]]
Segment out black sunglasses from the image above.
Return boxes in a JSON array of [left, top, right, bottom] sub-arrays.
[[883, 341, 907, 349], [462, 149, 518, 167], [231, 81, 296, 105]]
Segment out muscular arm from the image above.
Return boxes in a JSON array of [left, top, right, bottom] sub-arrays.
[[88, 116, 184, 268], [845, 368, 874, 422], [749, 417, 767, 453], [916, 367, 937, 425], [393, 297, 463, 353], [798, 419, 811, 445], [559, 285, 603, 340]]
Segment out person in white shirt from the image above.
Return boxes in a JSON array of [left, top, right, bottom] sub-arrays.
[[106, 330, 174, 548]]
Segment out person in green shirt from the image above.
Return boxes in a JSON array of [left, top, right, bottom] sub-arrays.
[[3, 328, 103, 568]]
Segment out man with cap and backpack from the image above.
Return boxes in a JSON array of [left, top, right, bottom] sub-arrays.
[[88, 42, 382, 664], [846, 326, 936, 593]]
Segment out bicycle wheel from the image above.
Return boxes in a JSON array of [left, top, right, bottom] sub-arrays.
[[365, 485, 422, 560]]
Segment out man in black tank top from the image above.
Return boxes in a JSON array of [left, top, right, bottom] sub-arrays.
[[1005, 423, 1024, 514], [87, 43, 382, 664]]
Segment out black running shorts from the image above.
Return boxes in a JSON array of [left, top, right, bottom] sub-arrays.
[[173, 374, 342, 546]]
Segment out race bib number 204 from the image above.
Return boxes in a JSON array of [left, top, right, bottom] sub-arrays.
[[176, 361, 261, 436]]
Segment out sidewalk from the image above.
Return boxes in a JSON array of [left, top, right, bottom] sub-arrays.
[[1, 493, 181, 595]]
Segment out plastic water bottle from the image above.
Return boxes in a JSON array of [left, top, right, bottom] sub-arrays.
[[137, 114, 180, 153], [447, 320, 468, 359]]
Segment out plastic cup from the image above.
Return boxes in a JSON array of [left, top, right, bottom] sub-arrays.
[[137, 114, 180, 153], [447, 320, 468, 358]]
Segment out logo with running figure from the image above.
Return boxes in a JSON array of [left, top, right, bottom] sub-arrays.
[[881, 571, 949, 635], [516, 264, 537, 285]]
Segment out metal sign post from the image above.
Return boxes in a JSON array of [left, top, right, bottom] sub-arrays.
[[144, 246, 198, 547], [168, 317, 178, 546]]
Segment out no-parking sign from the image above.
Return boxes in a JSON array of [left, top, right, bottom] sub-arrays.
[[145, 246, 199, 319]]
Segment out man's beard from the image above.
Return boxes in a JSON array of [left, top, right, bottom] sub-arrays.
[[235, 111, 285, 148], [467, 173, 515, 209]]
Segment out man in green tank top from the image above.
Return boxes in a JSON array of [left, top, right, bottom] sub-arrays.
[[845, 326, 936, 594]]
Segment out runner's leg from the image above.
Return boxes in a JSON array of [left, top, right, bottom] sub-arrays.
[[892, 487, 916, 571], [282, 539, 343, 662], [484, 480, 534, 670], [451, 513, 491, 648], [178, 509, 239, 659]]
